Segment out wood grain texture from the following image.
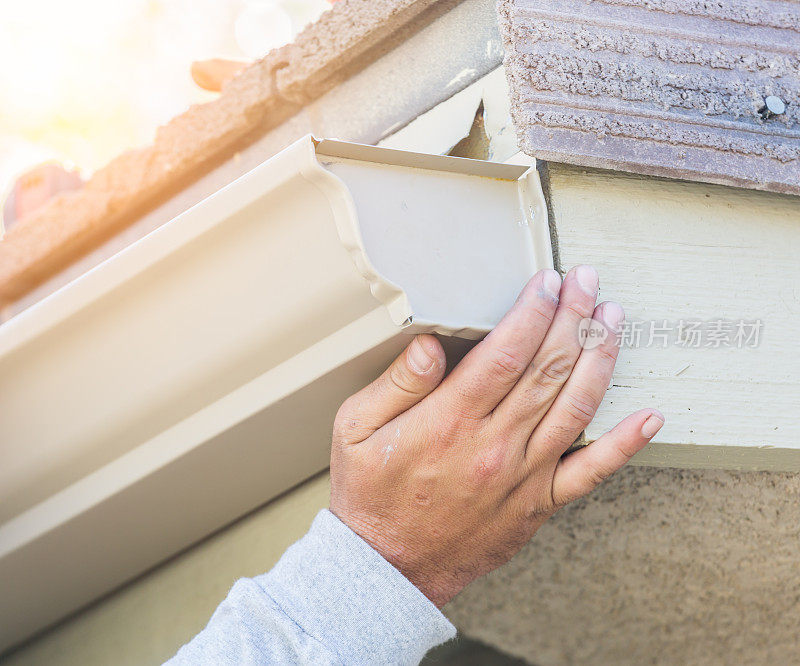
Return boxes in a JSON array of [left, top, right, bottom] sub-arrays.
[[547, 162, 800, 470]]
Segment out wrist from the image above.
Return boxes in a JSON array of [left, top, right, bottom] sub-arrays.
[[331, 510, 464, 608]]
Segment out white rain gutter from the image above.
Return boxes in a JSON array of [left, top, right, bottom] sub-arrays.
[[0, 136, 552, 651]]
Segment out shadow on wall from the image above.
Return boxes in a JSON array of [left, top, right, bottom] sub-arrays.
[[426, 635, 533, 665]]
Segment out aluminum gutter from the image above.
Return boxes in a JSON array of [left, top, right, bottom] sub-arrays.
[[0, 135, 552, 651], [3, 0, 504, 320]]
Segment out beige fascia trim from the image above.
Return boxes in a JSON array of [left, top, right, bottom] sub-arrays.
[[0, 135, 552, 652]]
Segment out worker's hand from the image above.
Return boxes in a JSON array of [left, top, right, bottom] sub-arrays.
[[329, 266, 664, 608]]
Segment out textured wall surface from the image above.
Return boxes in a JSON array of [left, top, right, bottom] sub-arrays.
[[447, 466, 800, 666], [7, 468, 798, 666], [499, 0, 800, 194]]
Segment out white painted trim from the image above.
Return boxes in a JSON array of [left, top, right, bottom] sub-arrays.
[[0, 136, 552, 651]]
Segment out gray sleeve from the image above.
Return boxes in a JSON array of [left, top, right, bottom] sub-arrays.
[[165, 509, 456, 665]]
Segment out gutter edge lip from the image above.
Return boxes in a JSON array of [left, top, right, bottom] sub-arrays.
[[0, 307, 399, 557], [0, 136, 544, 359], [314, 135, 531, 181], [0, 136, 323, 360]]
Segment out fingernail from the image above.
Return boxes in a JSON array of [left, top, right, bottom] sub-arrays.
[[641, 411, 665, 439], [542, 269, 562, 301], [602, 301, 625, 333], [574, 265, 599, 296], [408, 337, 434, 374]]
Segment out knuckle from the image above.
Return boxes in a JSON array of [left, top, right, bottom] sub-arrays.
[[489, 346, 529, 380], [451, 381, 489, 419], [562, 388, 598, 426], [469, 446, 506, 485], [592, 341, 619, 364], [431, 409, 469, 447], [334, 396, 356, 427], [533, 424, 576, 459], [564, 299, 593, 320], [388, 363, 418, 396], [534, 351, 573, 385], [527, 302, 556, 323], [435, 417, 460, 447], [333, 397, 362, 441], [584, 463, 612, 490]]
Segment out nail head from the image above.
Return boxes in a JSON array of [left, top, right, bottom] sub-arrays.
[[764, 95, 786, 116]]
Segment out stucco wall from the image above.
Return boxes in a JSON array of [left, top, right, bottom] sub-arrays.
[[447, 466, 800, 665], [6, 467, 797, 666]]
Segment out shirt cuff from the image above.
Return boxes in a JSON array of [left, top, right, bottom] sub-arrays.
[[256, 509, 456, 665]]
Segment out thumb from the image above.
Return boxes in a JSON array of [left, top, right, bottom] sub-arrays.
[[334, 334, 446, 445]]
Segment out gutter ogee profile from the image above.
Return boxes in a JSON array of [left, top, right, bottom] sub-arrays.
[[0, 135, 552, 652]]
